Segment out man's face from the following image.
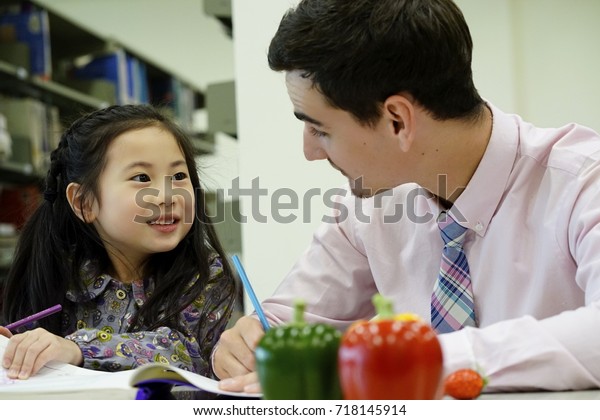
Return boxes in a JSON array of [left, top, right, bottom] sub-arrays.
[[285, 71, 407, 198]]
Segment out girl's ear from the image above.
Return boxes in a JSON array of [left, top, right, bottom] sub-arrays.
[[383, 94, 416, 153], [66, 182, 97, 223]]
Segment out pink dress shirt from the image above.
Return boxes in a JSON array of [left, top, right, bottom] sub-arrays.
[[261, 103, 600, 392]]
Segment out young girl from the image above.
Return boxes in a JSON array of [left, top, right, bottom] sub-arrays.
[[0, 104, 238, 380]]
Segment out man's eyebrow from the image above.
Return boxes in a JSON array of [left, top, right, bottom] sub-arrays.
[[294, 112, 324, 127]]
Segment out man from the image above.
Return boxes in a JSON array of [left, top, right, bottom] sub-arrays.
[[215, 0, 600, 393]]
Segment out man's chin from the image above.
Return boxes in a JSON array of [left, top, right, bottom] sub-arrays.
[[349, 181, 391, 199], [350, 187, 372, 199]]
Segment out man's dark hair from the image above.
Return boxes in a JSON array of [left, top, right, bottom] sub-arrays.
[[268, 0, 484, 125]]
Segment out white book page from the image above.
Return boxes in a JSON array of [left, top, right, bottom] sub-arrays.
[[1, 335, 261, 399], [0, 335, 136, 399], [130, 363, 262, 398]]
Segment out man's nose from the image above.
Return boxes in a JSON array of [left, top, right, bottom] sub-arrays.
[[303, 128, 327, 161]]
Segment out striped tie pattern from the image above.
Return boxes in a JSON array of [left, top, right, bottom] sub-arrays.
[[431, 211, 477, 334]]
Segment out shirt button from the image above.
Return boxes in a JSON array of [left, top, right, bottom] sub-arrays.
[[475, 222, 484, 232], [116, 289, 127, 300]]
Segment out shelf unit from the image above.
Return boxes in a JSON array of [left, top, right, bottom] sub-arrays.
[[0, 1, 214, 183], [0, 1, 217, 286], [0, 160, 36, 185], [0, 59, 108, 115]]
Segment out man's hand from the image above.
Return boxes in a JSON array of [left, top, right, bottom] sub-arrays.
[[214, 316, 265, 392], [219, 371, 261, 393], [1, 328, 83, 379]]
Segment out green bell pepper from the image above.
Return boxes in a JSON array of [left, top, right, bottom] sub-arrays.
[[255, 300, 342, 399]]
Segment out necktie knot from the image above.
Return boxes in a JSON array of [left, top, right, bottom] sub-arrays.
[[437, 212, 467, 248]]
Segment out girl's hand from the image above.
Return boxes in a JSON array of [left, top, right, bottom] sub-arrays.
[[1, 328, 84, 379], [0, 326, 13, 338]]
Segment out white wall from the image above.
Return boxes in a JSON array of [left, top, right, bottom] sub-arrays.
[[456, 0, 517, 111], [510, 0, 600, 130], [233, 0, 600, 310], [459, 0, 600, 131]]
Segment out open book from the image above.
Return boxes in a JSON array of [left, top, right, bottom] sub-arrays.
[[0, 335, 261, 400]]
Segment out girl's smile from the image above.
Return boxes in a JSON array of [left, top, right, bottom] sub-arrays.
[[148, 216, 180, 233]]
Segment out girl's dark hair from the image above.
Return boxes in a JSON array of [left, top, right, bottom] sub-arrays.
[[1, 104, 236, 344], [268, 0, 484, 125]]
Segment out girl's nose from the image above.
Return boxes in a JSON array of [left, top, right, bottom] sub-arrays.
[[154, 177, 175, 206]]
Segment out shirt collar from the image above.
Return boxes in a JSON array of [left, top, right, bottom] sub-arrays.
[[65, 260, 148, 303], [450, 102, 519, 236], [65, 260, 111, 302]]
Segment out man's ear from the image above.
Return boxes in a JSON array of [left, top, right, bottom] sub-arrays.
[[66, 182, 97, 223], [383, 94, 415, 153]]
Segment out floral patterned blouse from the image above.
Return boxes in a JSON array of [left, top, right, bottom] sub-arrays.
[[62, 256, 232, 378]]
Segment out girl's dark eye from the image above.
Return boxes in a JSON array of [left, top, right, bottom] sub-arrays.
[[132, 174, 151, 182], [173, 172, 188, 181]]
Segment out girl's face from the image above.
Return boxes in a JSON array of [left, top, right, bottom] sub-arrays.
[[89, 126, 195, 268]]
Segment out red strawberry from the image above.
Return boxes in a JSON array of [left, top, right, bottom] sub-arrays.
[[443, 368, 486, 399]]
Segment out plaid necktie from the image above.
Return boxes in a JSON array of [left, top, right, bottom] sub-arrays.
[[431, 211, 477, 333]]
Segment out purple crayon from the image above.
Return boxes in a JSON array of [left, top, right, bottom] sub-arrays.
[[4, 304, 62, 331]]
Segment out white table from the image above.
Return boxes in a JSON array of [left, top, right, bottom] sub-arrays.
[[480, 389, 600, 399]]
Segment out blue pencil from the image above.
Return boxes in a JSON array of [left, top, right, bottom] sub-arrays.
[[232, 255, 270, 331]]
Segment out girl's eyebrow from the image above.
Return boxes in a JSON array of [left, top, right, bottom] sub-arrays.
[[170, 160, 187, 168], [124, 160, 187, 171]]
